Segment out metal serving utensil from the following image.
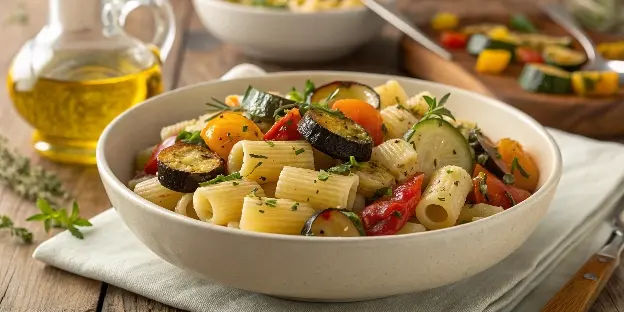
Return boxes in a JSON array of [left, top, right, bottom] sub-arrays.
[[541, 3, 624, 83], [360, 0, 453, 61], [541, 199, 624, 312]]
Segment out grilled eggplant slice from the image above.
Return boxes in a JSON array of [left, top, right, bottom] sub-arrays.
[[309, 81, 380, 108], [301, 208, 365, 237], [157, 143, 225, 193], [241, 86, 296, 120], [298, 108, 373, 162], [468, 129, 509, 178]]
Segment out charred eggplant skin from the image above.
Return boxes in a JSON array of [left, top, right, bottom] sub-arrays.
[[157, 143, 225, 193], [308, 81, 381, 108], [468, 129, 509, 178], [298, 108, 373, 162]]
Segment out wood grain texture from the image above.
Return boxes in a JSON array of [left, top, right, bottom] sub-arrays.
[[542, 255, 619, 312], [102, 286, 183, 312], [399, 1, 624, 138]]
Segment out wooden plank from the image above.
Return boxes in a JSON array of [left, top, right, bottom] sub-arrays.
[[0, 0, 190, 311], [100, 0, 193, 310]]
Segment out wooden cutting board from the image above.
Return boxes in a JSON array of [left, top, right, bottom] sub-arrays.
[[400, 10, 624, 138]]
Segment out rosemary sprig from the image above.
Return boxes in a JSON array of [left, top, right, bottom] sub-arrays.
[[0, 215, 32, 244], [27, 199, 92, 239], [205, 98, 243, 122]]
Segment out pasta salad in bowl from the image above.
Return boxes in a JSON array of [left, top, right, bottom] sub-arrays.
[[131, 80, 540, 236], [97, 72, 561, 301]]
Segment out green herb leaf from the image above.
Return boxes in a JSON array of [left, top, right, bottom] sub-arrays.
[[0, 215, 32, 244], [511, 157, 530, 178], [265, 199, 277, 207], [303, 80, 316, 102], [291, 203, 299, 211], [242, 125, 248, 132], [294, 148, 305, 155], [249, 154, 268, 159], [503, 174, 515, 185], [392, 211, 402, 219], [370, 186, 393, 202], [476, 172, 490, 202], [200, 172, 243, 186], [505, 191, 517, 206], [327, 156, 360, 175], [477, 154, 489, 166], [318, 170, 330, 182], [27, 199, 92, 240], [265, 141, 275, 147], [247, 162, 263, 176]]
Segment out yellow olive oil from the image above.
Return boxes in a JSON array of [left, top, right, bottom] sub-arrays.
[[7, 50, 163, 164]]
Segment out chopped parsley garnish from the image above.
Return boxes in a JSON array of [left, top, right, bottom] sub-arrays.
[[446, 169, 453, 174], [291, 203, 299, 211], [250, 154, 268, 159], [265, 199, 277, 207], [266, 141, 275, 147], [505, 191, 517, 206], [247, 162, 263, 176], [294, 148, 305, 155], [200, 172, 242, 186], [511, 157, 530, 178], [381, 124, 388, 134], [248, 187, 261, 198], [503, 174, 515, 185], [392, 211, 402, 219], [318, 170, 330, 182], [327, 156, 360, 174], [259, 210, 265, 214], [232, 181, 239, 186], [453, 181, 460, 186], [476, 172, 490, 202], [370, 187, 393, 201], [477, 154, 489, 166], [433, 159, 438, 167], [242, 125, 248, 132], [176, 130, 206, 146], [438, 197, 446, 202]]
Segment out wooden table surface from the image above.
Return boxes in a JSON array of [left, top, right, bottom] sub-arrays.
[[0, 0, 623, 311]]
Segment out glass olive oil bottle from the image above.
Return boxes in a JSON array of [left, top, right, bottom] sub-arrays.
[[7, 0, 175, 164]]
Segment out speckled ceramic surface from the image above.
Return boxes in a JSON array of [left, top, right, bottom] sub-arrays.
[[96, 72, 562, 302], [191, 0, 389, 62]]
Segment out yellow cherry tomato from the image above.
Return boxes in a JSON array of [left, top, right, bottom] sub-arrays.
[[496, 138, 539, 192], [201, 112, 263, 160]]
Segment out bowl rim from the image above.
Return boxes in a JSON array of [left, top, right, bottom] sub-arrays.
[[96, 70, 563, 243], [191, 0, 372, 16]]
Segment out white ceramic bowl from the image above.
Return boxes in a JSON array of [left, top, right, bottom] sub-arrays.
[[97, 72, 562, 302], [191, 0, 389, 62]]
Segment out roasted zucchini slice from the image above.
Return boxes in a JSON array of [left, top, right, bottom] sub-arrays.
[[515, 33, 573, 51], [301, 208, 365, 237], [309, 81, 380, 108], [466, 34, 518, 60], [518, 64, 572, 94], [241, 86, 296, 120], [461, 23, 506, 36], [543, 45, 587, 72], [298, 108, 373, 162], [571, 71, 620, 97], [157, 143, 225, 193]]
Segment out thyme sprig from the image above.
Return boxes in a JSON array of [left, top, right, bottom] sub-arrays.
[[0, 215, 32, 244], [420, 93, 455, 122], [27, 199, 92, 239]]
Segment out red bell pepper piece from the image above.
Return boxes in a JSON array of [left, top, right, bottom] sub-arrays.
[[469, 164, 531, 209], [440, 31, 468, 49], [361, 174, 425, 236], [263, 108, 303, 141], [143, 135, 177, 175], [516, 47, 544, 64]]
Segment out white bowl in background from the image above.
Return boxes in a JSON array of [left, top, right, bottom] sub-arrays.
[[191, 0, 390, 62], [96, 72, 562, 302]]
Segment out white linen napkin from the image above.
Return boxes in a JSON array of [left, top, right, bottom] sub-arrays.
[[33, 64, 624, 312]]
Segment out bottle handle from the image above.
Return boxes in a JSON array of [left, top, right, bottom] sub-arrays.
[[118, 0, 176, 62]]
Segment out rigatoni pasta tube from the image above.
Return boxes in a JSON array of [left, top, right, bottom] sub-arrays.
[[239, 197, 315, 235], [228, 140, 315, 184], [134, 177, 184, 210], [193, 179, 265, 225], [380, 105, 419, 140], [371, 139, 419, 182], [455, 203, 504, 225], [415, 165, 472, 230], [275, 166, 359, 211]]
